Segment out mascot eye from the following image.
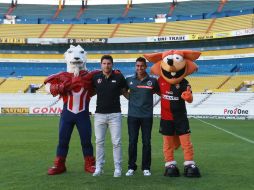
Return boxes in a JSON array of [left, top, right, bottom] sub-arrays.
[[68, 50, 73, 53], [173, 54, 183, 62], [163, 55, 173, 63], [80, 51, 85, 54]]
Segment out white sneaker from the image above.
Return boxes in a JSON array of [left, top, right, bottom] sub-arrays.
[[93, 169, 103, 176], [125, 169, 134, 176], [143, 170, 151, 176], [113, 169, 122, 177]]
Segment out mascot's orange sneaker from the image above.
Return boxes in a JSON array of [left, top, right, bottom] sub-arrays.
[[84, 156, 96, 173], [47, 156, 66, 175]]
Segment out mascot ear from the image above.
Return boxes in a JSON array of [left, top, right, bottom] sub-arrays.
[[76, 45, 82, 49], [150, 62, 161, 76], [182, 50, 201, 61], [143, 52, 163, 63], [186, 60, 198, 75]]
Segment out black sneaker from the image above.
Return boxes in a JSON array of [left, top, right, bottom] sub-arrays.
[[164, 164, 180, 177], [184, 164, 201, 177]]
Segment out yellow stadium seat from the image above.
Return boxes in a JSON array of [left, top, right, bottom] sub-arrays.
[[0, 76, 46, 93], [186, 76, 229, 92], [219, 75, 254, 92], [0, 14, 252, 38]]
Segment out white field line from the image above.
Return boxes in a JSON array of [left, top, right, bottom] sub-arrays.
[[196, 118, 254, 144]]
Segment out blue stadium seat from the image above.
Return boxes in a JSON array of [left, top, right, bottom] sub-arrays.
[[177, 14, 203, 21], [166, 16, 177, 22], [226, 9, 253, 17], [85, 18, 109, 24], [15, 17, 38, 24], [110, 17, 132, 24], [203, 11, 227, 19], [131, 17, 155, 23], [1, 58, 254, 77]]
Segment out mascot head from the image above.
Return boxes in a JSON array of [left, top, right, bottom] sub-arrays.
[[64, 45, 87, 76], [144, 50, 200, 84]]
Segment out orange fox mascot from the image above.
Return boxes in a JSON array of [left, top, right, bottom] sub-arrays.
[[144, 50, 201, 177]]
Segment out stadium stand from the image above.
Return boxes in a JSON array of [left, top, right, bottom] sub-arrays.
[[2, 1, 254, 21], [0, 13, 253, 38], [0, 3, 10, 17], [0, 76, 44, 93], [11, 4, 57, 19], [218, 75, 254, 92], [187, 76, 229, 92], [190, 92, 254, 110], [0, 1, 253, 119]]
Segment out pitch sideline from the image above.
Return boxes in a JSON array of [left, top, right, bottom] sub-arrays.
[[196, 118, 254, 144]]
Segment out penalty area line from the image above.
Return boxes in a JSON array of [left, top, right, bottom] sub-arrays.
[[195, 118, 254, 144]]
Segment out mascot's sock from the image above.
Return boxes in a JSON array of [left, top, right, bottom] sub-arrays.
[[84, 156, 96, 173], [163, 136, 175, 162], [48, 156, 66, 175], [179, 134, 194, 161]]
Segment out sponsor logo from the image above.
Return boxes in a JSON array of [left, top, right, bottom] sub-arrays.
[[112, 80, 116, 83], [32, 107, 62, 114], [165, 91, 173, 95], [147, 80, 152, 86], [97, 78, 102, 84], [190, 33, 214, 40], [1, 107, 29, 114], [0, 37, 26, 44], [223, 108, 248, 115], [137, 85, 153, 89], [162, 94, 179, 100], [68, 38, 107, 44]]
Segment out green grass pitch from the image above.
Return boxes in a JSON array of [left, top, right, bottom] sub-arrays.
[[0, 116, 253, 190]]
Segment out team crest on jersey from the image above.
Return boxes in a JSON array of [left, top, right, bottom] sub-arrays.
[[147, 80, 152, 86], [176, 84, 180, 89], [97, 78, 102, 84]]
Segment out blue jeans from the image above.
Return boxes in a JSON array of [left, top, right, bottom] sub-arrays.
[[127, 116, 153, 171]]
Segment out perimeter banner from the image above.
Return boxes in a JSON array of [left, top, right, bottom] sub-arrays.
[[68, 38, 107, 44], [0, 37, 26, 44], [1, 107, 29, 114]]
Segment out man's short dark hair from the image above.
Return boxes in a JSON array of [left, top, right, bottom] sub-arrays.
[[101, 55, 113, 64], [136, 57, 147, 66]]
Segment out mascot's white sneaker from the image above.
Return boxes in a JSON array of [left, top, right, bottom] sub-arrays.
[[113, 169, 122, 177], [143, 170, 151, 176], [125, 169, 134, 176]]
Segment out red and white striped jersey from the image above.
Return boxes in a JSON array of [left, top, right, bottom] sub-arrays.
[[63, 88, 90, 114]]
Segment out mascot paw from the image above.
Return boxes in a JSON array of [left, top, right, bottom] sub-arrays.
[[164, 165, 180, 177], [181, 86, 193, 103], [184, 164, 201, 177]]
